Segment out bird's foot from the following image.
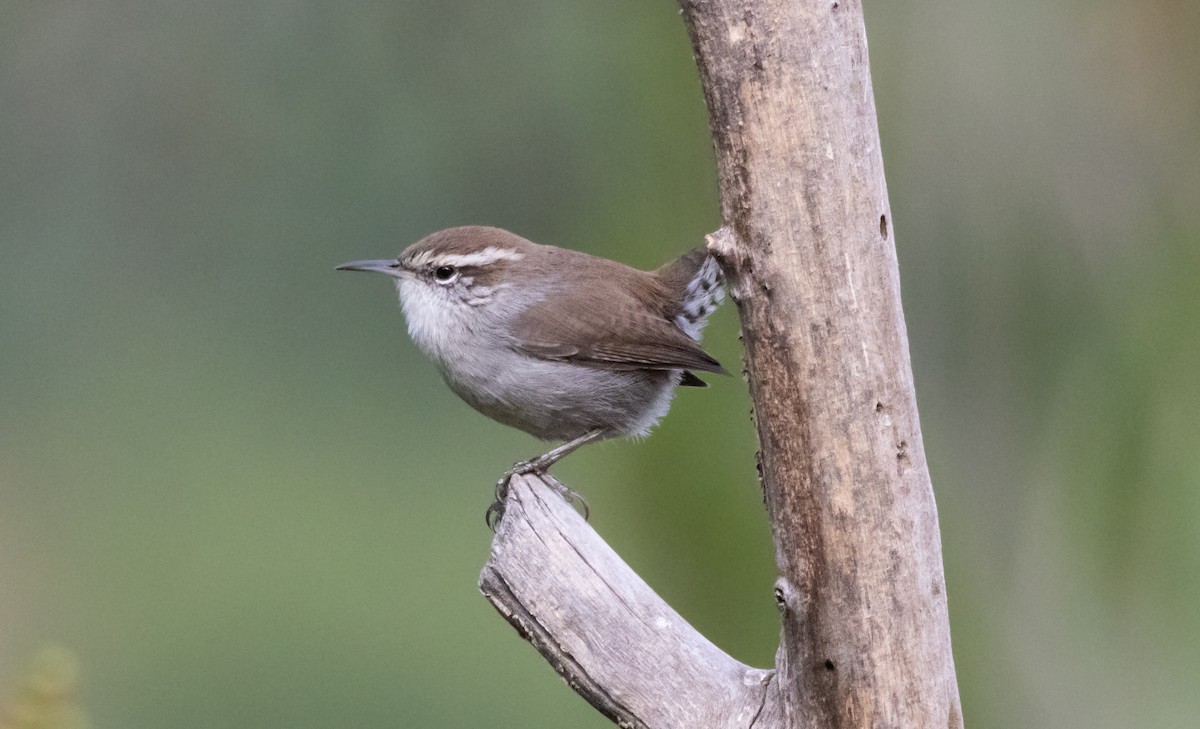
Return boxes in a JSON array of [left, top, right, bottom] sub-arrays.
[[545, 475, 590, 521], [485, 461, 590, 531], [485, 459, 545, 531], [484, 499, 505, 532]]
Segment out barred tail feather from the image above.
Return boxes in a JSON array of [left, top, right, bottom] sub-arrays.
[[673, 254, 724, 341]]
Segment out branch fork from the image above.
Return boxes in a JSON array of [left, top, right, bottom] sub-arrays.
[[478, 0, 961, 725]]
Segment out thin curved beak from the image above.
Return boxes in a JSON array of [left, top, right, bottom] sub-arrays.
[[335, 259, 403, 277]]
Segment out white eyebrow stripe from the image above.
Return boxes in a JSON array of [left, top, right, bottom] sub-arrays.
[[411, 247, 524, 269]]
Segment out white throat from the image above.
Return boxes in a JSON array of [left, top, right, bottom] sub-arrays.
[[395, 279, 467, 366]]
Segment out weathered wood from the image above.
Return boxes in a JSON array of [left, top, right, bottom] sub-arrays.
[[681, 1, 963, 727], [480, 474, 780, 729], [479, 1, 962, 727]]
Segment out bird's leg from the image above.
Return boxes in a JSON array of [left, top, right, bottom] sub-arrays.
[[524, 428, 609, 473], [487, 428, 606, 529]]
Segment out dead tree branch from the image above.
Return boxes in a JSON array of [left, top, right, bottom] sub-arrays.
[[480, 474, 780, 729], [480, 1, 962, 727]]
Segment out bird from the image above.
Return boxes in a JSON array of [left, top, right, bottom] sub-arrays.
[[337, 225, 725, 524]]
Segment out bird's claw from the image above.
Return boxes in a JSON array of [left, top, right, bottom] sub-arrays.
[[485, 463, 589, 531], [547, 477, 590, 521], [486, 460, 543, 530], [484, 499, 505, 531]]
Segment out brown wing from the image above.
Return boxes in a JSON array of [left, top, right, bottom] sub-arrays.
[[514, 310, 727, 374], [511, 271, 727, 375]]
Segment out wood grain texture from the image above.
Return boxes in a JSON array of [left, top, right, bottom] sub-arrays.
[[681, 1, 963, 727], [479, 474, 779, 729]]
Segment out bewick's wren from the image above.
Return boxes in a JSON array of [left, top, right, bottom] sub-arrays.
[[337, 226, 725, 521]]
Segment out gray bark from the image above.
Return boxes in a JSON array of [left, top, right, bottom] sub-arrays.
[[480, 1, 962, 727], [480, 474, 781, 729]]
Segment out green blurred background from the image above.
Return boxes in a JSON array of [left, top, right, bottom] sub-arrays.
[[2, 1, 1197, 727]]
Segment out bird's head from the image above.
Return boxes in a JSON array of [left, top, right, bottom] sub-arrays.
[[337, 226, 543, 357]]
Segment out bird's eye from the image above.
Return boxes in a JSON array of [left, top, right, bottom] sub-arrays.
[[433, 265, 457, 283]]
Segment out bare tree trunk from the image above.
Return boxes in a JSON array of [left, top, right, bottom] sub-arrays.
[[679, 1, 962, 726], [480, 1, 962, 727]]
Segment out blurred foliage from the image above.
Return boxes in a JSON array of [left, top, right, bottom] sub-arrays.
[[0, 648, 88, 729], [1, 1, 1197, 728]]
